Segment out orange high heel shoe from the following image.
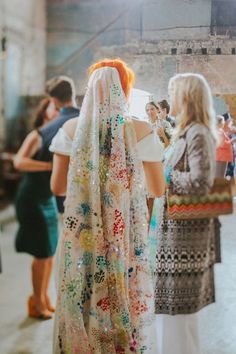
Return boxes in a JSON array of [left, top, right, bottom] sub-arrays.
[[28, 296, 53, 320], [45, 295, 56, 312]]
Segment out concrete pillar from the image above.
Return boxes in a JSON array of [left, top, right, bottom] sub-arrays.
[[0, 0, 46, 149]]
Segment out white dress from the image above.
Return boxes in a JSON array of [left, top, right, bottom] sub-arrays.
[[50, 127, 164, 162]]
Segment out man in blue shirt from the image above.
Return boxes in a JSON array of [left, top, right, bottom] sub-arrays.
[[37, 76, 80, 212]]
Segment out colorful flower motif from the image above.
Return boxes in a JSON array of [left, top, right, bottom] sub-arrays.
[[113, 209, 125, 237], [77, 202, 92, 216], [102, 192, 113, 207], [64, 253, 72, 270], [100, 127, 112, 156], [83, 252, 93, 266], [115, 347, 125, 354], [86, 160, 94, 170], [96, 256, 107, 269], [79, 222, 91, 231], [97, 297, 110, 311], [140, 346, 148, 354], [81, 287, 93, 305], [134, 247, 143, 256], [128, 267, 134, 277], [121, 311, 131, 328], [66, 277, 83, 299], [94, 269, 105, 283], [64, 216, 79, 231], [117, 114, 125, 125], [99, 156, 109, 183], [133, 300, 148, 315], [86, 272, 93, 288], [117, 168, 128, 180], [79, 229, 94, 251]]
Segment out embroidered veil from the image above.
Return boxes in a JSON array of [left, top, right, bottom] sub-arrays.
[[54, 67, 154, 354]]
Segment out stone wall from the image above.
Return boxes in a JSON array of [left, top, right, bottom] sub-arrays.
[[47, 0, 236, 119]]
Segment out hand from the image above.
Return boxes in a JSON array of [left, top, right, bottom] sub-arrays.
[[157, 127, 165, 138], [46, 162, 53, 171]]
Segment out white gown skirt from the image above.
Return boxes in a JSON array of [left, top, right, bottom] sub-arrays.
[[148, 313, 201, 354]]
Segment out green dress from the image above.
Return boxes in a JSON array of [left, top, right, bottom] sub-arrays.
[[15, 170, 58, 259]]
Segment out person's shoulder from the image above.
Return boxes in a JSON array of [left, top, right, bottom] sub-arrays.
[[187, 123, 208, 136], [131, 117, 152, 142], [39, 114, 63, 135], [186, 123, 213, 144], [25, 129, 41, 143], [63, 117, 78, 140]]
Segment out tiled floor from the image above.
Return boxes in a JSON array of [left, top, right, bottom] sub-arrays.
[[0, 210, 235, 354]]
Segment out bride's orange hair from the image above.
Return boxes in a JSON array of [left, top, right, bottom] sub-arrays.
[[89, 58, 135, 98]]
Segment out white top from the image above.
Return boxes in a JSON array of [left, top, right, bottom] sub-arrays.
[[50, 127, 164, 162]]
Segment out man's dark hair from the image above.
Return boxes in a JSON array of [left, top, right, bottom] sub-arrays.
[[46, 76, 75, 103], [158, 99, 170, 114], [222, 112, 230, 122]]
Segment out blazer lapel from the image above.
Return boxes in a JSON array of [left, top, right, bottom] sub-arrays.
[[167, 138, 186, 168]]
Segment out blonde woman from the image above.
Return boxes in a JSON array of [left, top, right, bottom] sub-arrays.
[[154, 73, 218, 354]]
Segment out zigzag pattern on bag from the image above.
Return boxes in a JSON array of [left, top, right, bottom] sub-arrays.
[[168, 202, 233, 220], [169, 192, 232, 205], [167, 178, 233, 220]]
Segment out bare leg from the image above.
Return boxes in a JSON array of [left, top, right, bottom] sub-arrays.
[[31, 257, 52, 316], [43, 256, 55, 311]]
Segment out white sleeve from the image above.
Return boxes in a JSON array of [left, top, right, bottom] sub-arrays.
[[136, 132, 164, 162], [49, 128, 73, 156]]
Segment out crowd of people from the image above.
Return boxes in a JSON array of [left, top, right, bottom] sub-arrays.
[[11, 58, 236, 354]]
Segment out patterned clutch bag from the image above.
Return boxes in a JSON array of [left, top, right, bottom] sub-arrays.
[[167, 178, 233, 220]]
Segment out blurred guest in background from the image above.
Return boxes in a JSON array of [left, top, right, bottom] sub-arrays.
[[145, 101, 172, 148], [157, 99, 176, 128], [223, 112, 236, 181], [14, 98, 59, 320], [216, 115, 234, 178], [39, 76, 80, 214]]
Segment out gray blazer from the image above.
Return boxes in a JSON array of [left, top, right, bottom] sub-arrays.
[[168, 122, 216, 195]]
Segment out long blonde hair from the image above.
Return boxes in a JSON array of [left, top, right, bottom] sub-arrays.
[[168, 73, 217, 141]]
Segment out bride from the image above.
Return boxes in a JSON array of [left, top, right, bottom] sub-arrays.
[[50, 58, 165, 353]]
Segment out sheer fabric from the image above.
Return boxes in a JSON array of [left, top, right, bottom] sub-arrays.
[[53, 67, 155, 353]]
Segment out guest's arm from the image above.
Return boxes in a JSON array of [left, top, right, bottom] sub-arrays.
[[13, 131, 52, 171], [50, 153, 70, 195], [50, 118, 77, 195]]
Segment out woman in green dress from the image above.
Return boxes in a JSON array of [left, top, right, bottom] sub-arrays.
[[14, 98, 59, 319]]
